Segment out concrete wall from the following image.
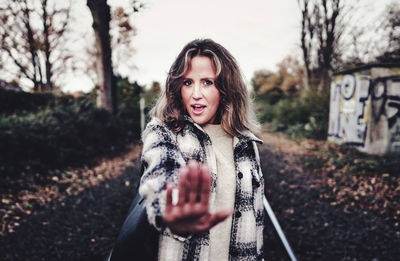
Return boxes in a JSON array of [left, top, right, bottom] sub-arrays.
[[328, 66, 400, 155]]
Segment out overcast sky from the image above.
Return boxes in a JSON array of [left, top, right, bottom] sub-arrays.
[[64, 0, 387, 93], [127, 0, 301, 86]]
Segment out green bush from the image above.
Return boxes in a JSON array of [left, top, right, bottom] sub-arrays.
[[0, 88, 58, 114], [0, 78, 149, 180], [115, 77, 143, 140], [301, 90, 329, 135], [256, 103, 276, 123], [255, 87, 284, 105], [256, 89, 329, 140], [80, 76, 145, 141], [0, 97, 129, 178], [255, 88, 285, 123], [274, 97, 309, 125]]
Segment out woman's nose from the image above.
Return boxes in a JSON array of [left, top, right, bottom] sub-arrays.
[[192, 84, 202, 99]]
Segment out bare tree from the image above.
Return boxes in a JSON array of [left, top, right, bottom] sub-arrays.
[[87, 0, 116, 113], [86, 0, 144, 113], [337, 1, 400, 67], [110, 6, 137, 75], [0, 0, 71, 91], [376, 1, 400, 63], [299, 0, 312, 90], [40, 0, 71, 91], [298, 0, 344, 93], [0, 0, 40, 90]]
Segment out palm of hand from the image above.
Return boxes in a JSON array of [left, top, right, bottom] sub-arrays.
[[163, 160, 232, 236]]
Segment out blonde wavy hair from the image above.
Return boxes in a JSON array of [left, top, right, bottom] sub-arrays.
[[150, 39, 260, 137]]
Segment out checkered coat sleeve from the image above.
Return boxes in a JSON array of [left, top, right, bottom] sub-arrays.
[[139, 117, 265, 261]]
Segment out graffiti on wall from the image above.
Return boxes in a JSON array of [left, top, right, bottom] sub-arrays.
[[385, 79, 400, 152], [328, 74, 400, 153], [371, 78, 400, 129], [328, 74, 371, 146]]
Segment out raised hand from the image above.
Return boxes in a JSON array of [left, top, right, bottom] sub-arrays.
[[163, 160, 233, 236]]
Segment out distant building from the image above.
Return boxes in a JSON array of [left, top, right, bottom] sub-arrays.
[[328, 63, 400, 155]]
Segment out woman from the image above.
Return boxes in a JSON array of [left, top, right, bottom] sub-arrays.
[[139, 39, 264, 260]]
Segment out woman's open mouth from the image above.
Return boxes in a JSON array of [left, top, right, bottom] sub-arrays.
[[191, 104, 206, 115]]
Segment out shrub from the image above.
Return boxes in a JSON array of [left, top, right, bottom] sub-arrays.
[[0, 97, 128, 178], [256, 103, 276, 123], [256, 89, 329, 140], [273, 96, 309, 126], [0, 78, 146, 180], [0, 88, 54, 114], [115, 77, 143, 140]]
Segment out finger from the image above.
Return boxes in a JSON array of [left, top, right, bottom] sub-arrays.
[[181, 203, 207, 220], [165, 183, 173, 212], [185, 201, 208, 218], [195, 164, 204, 202], [178, 167, 189, 206], [188, 160, 200, 203], [209, 209, 233, 228], [199, 164, 211, 206]]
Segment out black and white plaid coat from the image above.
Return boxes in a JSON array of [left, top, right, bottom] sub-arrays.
[[139, 117, 265, 260]]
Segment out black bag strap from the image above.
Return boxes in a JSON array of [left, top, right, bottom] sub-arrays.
[[109, 164, 159, 261]]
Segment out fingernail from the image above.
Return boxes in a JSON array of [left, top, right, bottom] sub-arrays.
[[172, 188, 179, 205], [189, 159, 197, 166]]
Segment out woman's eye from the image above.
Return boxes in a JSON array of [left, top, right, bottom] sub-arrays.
[[204, 79, 213, 86], [183, 80, 192, 86]]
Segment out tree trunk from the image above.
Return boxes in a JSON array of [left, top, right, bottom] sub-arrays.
[[299, 0, 311, 90], [42, 0, 53, 91], [22, 0, 40, 91], [0, 0, 71, 92], [87, 0, 116, 113], [298, 0, 341, 93]]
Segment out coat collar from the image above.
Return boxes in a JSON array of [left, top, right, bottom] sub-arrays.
[[182, 115, 263, 145]]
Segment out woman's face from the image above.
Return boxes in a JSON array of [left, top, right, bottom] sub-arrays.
[[181, 56, 221, 125]]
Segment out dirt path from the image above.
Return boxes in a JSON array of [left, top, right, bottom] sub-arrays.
[[0, 133, 399, 261], [0, 145, 143, 261], [259, 132, 399, 261]]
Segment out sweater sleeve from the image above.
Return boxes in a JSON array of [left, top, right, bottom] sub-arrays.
[[138, 119, 186, 232]]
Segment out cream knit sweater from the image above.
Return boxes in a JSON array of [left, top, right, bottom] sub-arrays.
[[203, 124, 236, 261]]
